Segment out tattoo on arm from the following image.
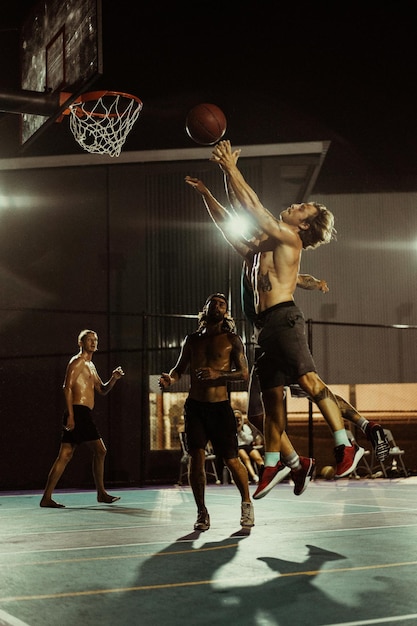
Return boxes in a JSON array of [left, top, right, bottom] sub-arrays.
[[298, 275, 318, 290], [259, 272, 272, 292]]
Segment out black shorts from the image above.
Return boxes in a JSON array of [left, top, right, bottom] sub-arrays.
[[61, 405, 101, 445], [184, 397, 239, 461], [238, 444, 254, 455], [255, 301, 317, 390]]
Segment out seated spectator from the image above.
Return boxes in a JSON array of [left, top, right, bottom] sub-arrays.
[[235, 409, 265, 483]]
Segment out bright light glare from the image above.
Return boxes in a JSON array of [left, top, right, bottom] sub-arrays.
[[0, 194, 33, 210], [224, 214, 255, 240]]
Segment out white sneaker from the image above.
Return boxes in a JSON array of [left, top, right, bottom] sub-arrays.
[[240, 502, 255, 527]]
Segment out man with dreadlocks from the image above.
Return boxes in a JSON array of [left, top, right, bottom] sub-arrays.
[[159, 294, 254, 531]]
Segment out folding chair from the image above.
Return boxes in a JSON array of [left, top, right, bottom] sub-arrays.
[[377, 429, 408, 478], [177, 432, 221, 485]]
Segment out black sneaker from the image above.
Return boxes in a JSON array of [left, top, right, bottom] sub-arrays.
[[194, 511, 210, 531], [365, 422, 390, 462]]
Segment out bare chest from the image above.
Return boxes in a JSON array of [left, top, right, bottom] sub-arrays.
[[192, 334, 232, 367]]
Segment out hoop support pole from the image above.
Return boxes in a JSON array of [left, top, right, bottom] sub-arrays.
[[0, 89, 71, 117]]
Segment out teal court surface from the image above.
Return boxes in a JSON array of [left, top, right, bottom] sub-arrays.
[[1, 478, 417, 626]]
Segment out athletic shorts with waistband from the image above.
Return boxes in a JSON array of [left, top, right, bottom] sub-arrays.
[[61, 405, 101, 445], [255, 301, 317, 390], [184, 397, 239, 460]]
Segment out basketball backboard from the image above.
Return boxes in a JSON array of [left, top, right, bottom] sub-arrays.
[[20, 0, 103, 147]]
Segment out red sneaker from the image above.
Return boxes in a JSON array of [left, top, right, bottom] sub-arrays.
[[253, 462, 291, 499], [291, 456, 316, 496], [334, 443, 364, 478]]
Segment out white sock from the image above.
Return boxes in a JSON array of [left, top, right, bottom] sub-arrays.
[[356, 417, 369, 434], [282, 451, 301, 470]]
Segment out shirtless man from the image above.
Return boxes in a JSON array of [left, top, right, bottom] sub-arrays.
[[159, 294, 254, 530], [185, 170, 389, 495], [40, 329, 124, 508], [205, 140, 371, 498]]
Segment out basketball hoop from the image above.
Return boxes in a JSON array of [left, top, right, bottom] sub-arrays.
[[67, 91, 143, 157]]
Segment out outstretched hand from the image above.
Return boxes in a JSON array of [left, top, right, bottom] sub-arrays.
[[185, 175, 206, 194], [210, 140, 241, 168]]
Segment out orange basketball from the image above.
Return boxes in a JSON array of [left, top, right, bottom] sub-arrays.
[[185, 103, 227, 145]]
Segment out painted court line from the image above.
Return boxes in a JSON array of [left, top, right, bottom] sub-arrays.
[[0, 609, 31, 626], [1, 559, 417, 603], [322, 614, 417, 625]]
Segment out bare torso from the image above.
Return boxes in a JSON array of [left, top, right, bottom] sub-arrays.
[[64, 355, 99, 410], [251, 237, 301, 313], [188, 332, 236, 402]]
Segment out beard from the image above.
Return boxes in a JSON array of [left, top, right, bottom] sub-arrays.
[[205, 310, 224, 324]]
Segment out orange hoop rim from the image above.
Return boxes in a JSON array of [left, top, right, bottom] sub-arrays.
[[66, 90, 143, 118], [71, 90, 143, 106]]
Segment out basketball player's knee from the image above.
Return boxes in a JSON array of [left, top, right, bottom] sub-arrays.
[[61, 448, 74, 463]]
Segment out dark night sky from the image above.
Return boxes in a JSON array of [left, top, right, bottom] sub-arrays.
[[1, 1, 416, 192]]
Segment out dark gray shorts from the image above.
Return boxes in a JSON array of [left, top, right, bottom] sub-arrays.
[[255, 302, 316, 390]]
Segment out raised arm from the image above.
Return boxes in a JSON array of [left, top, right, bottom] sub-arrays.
[[185, 175, 254, 262], [211, 140, 289, 242], [211, 140, 264, 213], [220, 146, 243, 213]]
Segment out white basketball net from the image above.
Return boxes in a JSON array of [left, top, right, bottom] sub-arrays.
[[68, 92, 143, 157]]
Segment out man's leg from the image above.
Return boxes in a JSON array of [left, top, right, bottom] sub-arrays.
[[262, 385, 287, 452], [87, 439, 121, 504], [334, 395, 390, 461], [225, 456, 255, 527], [247, 372, 315, 496], [40, 443, 75, 508], [253, 385, 291, 499], [238, 448, 258, 482], [298, 372, 364, 478], [189, 447, 210, 530], [247, 364, 264, 434]]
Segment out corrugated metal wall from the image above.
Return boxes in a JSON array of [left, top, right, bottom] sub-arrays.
[[1, 148, 416, 488]]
